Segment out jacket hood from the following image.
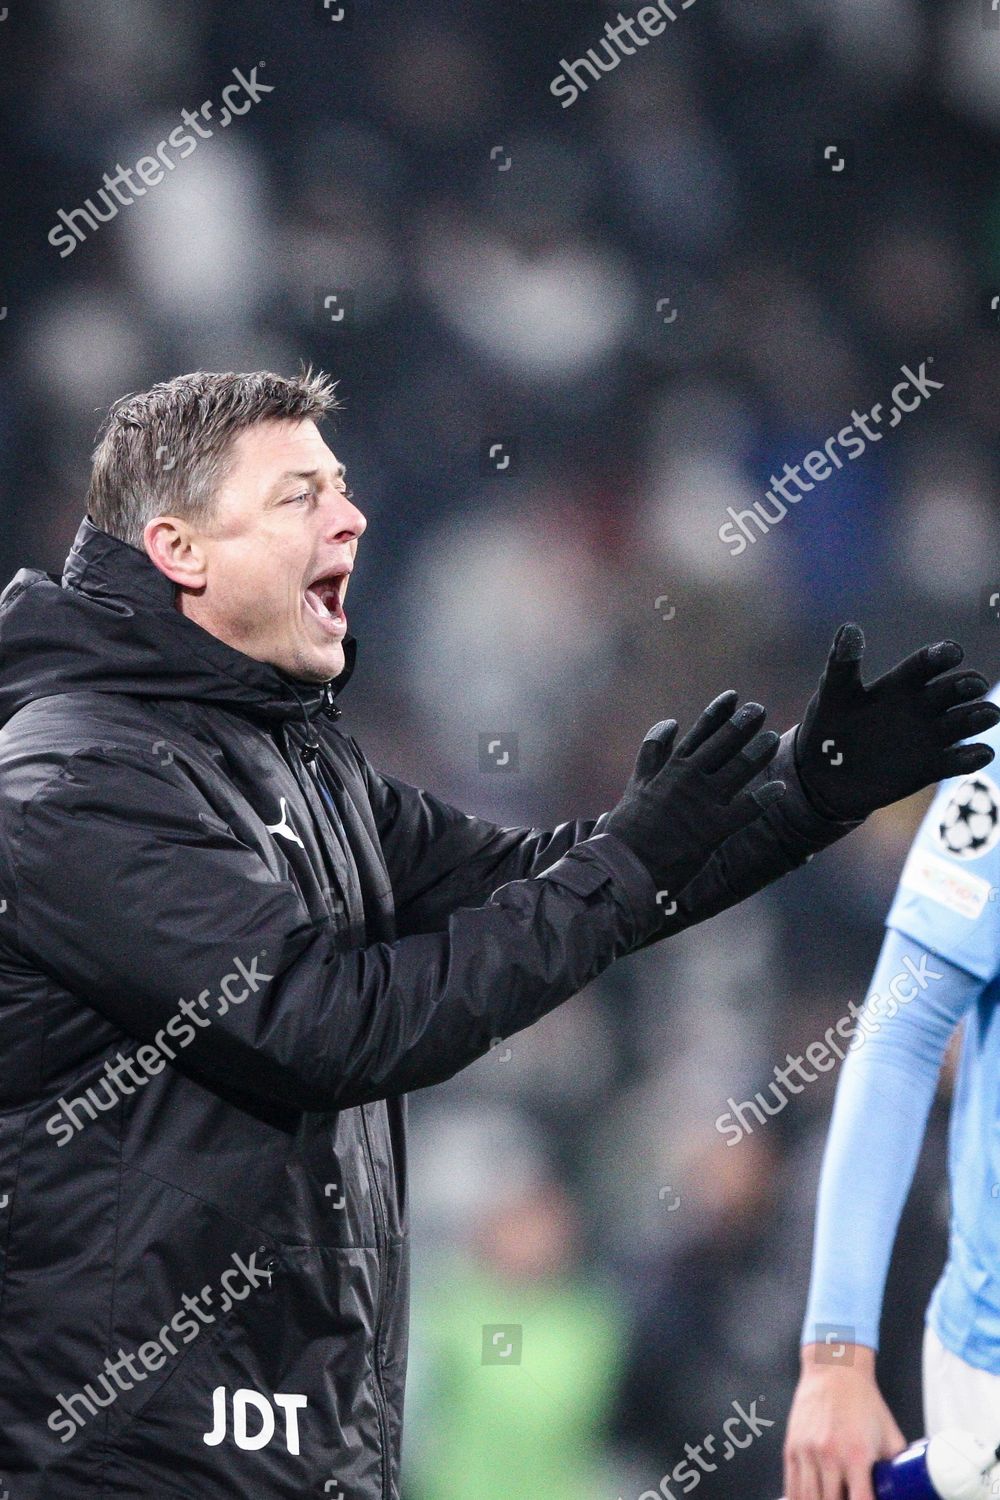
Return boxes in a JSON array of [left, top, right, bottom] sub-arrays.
[[0, 515, 357, 737]]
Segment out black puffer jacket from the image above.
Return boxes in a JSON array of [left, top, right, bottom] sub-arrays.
[[0, 517, 854, 1498]]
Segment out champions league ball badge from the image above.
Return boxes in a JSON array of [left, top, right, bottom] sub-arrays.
[[937, 774, 1000, 861]]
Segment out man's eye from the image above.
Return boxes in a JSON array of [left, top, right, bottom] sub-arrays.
[[285, 492, 315, 505]]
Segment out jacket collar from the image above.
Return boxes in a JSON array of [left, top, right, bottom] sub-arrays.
[[0, 516, 356, 735]]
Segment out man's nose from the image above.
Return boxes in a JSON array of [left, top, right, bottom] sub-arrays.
[[328, 495, 367, 542]]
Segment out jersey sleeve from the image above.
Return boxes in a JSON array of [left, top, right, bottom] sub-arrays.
[[801, 928, 981, 1352], [885, 685, 1000, 983]]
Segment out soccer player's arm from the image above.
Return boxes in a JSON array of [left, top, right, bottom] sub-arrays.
[[785, 717, 1000, 1499], [803, 732, 1000, 1349], [784, 927, 981, 1500], [801, 930, 981, 1353]]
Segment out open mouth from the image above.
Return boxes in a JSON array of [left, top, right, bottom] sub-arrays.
[[303, 568, 349, 628]]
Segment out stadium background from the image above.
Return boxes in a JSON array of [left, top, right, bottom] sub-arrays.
[[4, 1, 1000, 1495]]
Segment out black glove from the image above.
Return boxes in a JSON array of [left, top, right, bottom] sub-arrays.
[[605, 693, 785, 903], [795, 623, 1000, 821]]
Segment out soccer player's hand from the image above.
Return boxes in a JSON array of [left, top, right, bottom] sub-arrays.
[[783, 1343, 907, 1500], [605, 692, 785, 902], [795, 623, 1000, 821]]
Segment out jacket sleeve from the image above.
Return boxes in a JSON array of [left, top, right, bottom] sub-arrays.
[[620, 729, 864, 947], [353, 741, 604, 938], [359, 728, 860, 947], [11, 743, 660, 1112]]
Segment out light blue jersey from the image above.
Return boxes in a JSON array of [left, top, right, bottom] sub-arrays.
[[886, 693, 1000, 1369]]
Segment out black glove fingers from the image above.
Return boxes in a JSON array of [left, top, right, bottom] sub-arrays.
[[877, 639, 964, 694], [689, 701, 767, 774], [940, 742, 996, 777], [631, 720, 679, 786], [797, 622, 994, 819], [933, 701, 1000, 747], [814, 622, 866, 704], [712, 729, 781, 800], [922, 669, 991, 715], [672, 690, 739, 759], [605, 703, 784, 893]]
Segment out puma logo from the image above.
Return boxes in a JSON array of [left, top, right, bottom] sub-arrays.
[[265, 798, 304, 849]]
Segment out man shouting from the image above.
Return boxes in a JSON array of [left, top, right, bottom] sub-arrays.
[[0, 368, 993, 1498]]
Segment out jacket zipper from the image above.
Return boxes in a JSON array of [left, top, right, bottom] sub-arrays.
[[282, 710, 391, 1492], [276, 724, 349, 920], [360, 1105, 392, 1500]]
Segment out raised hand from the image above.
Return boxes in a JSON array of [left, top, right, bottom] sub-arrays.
[[795, 624, 1000, 821], [605, 692, 785, 904]]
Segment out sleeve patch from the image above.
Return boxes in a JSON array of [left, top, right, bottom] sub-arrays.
[[899, 845, 995, 920], [933, 772, 1000, 861]]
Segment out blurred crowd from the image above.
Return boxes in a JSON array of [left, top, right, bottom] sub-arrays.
[[4, 0, 1000, 1494]]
